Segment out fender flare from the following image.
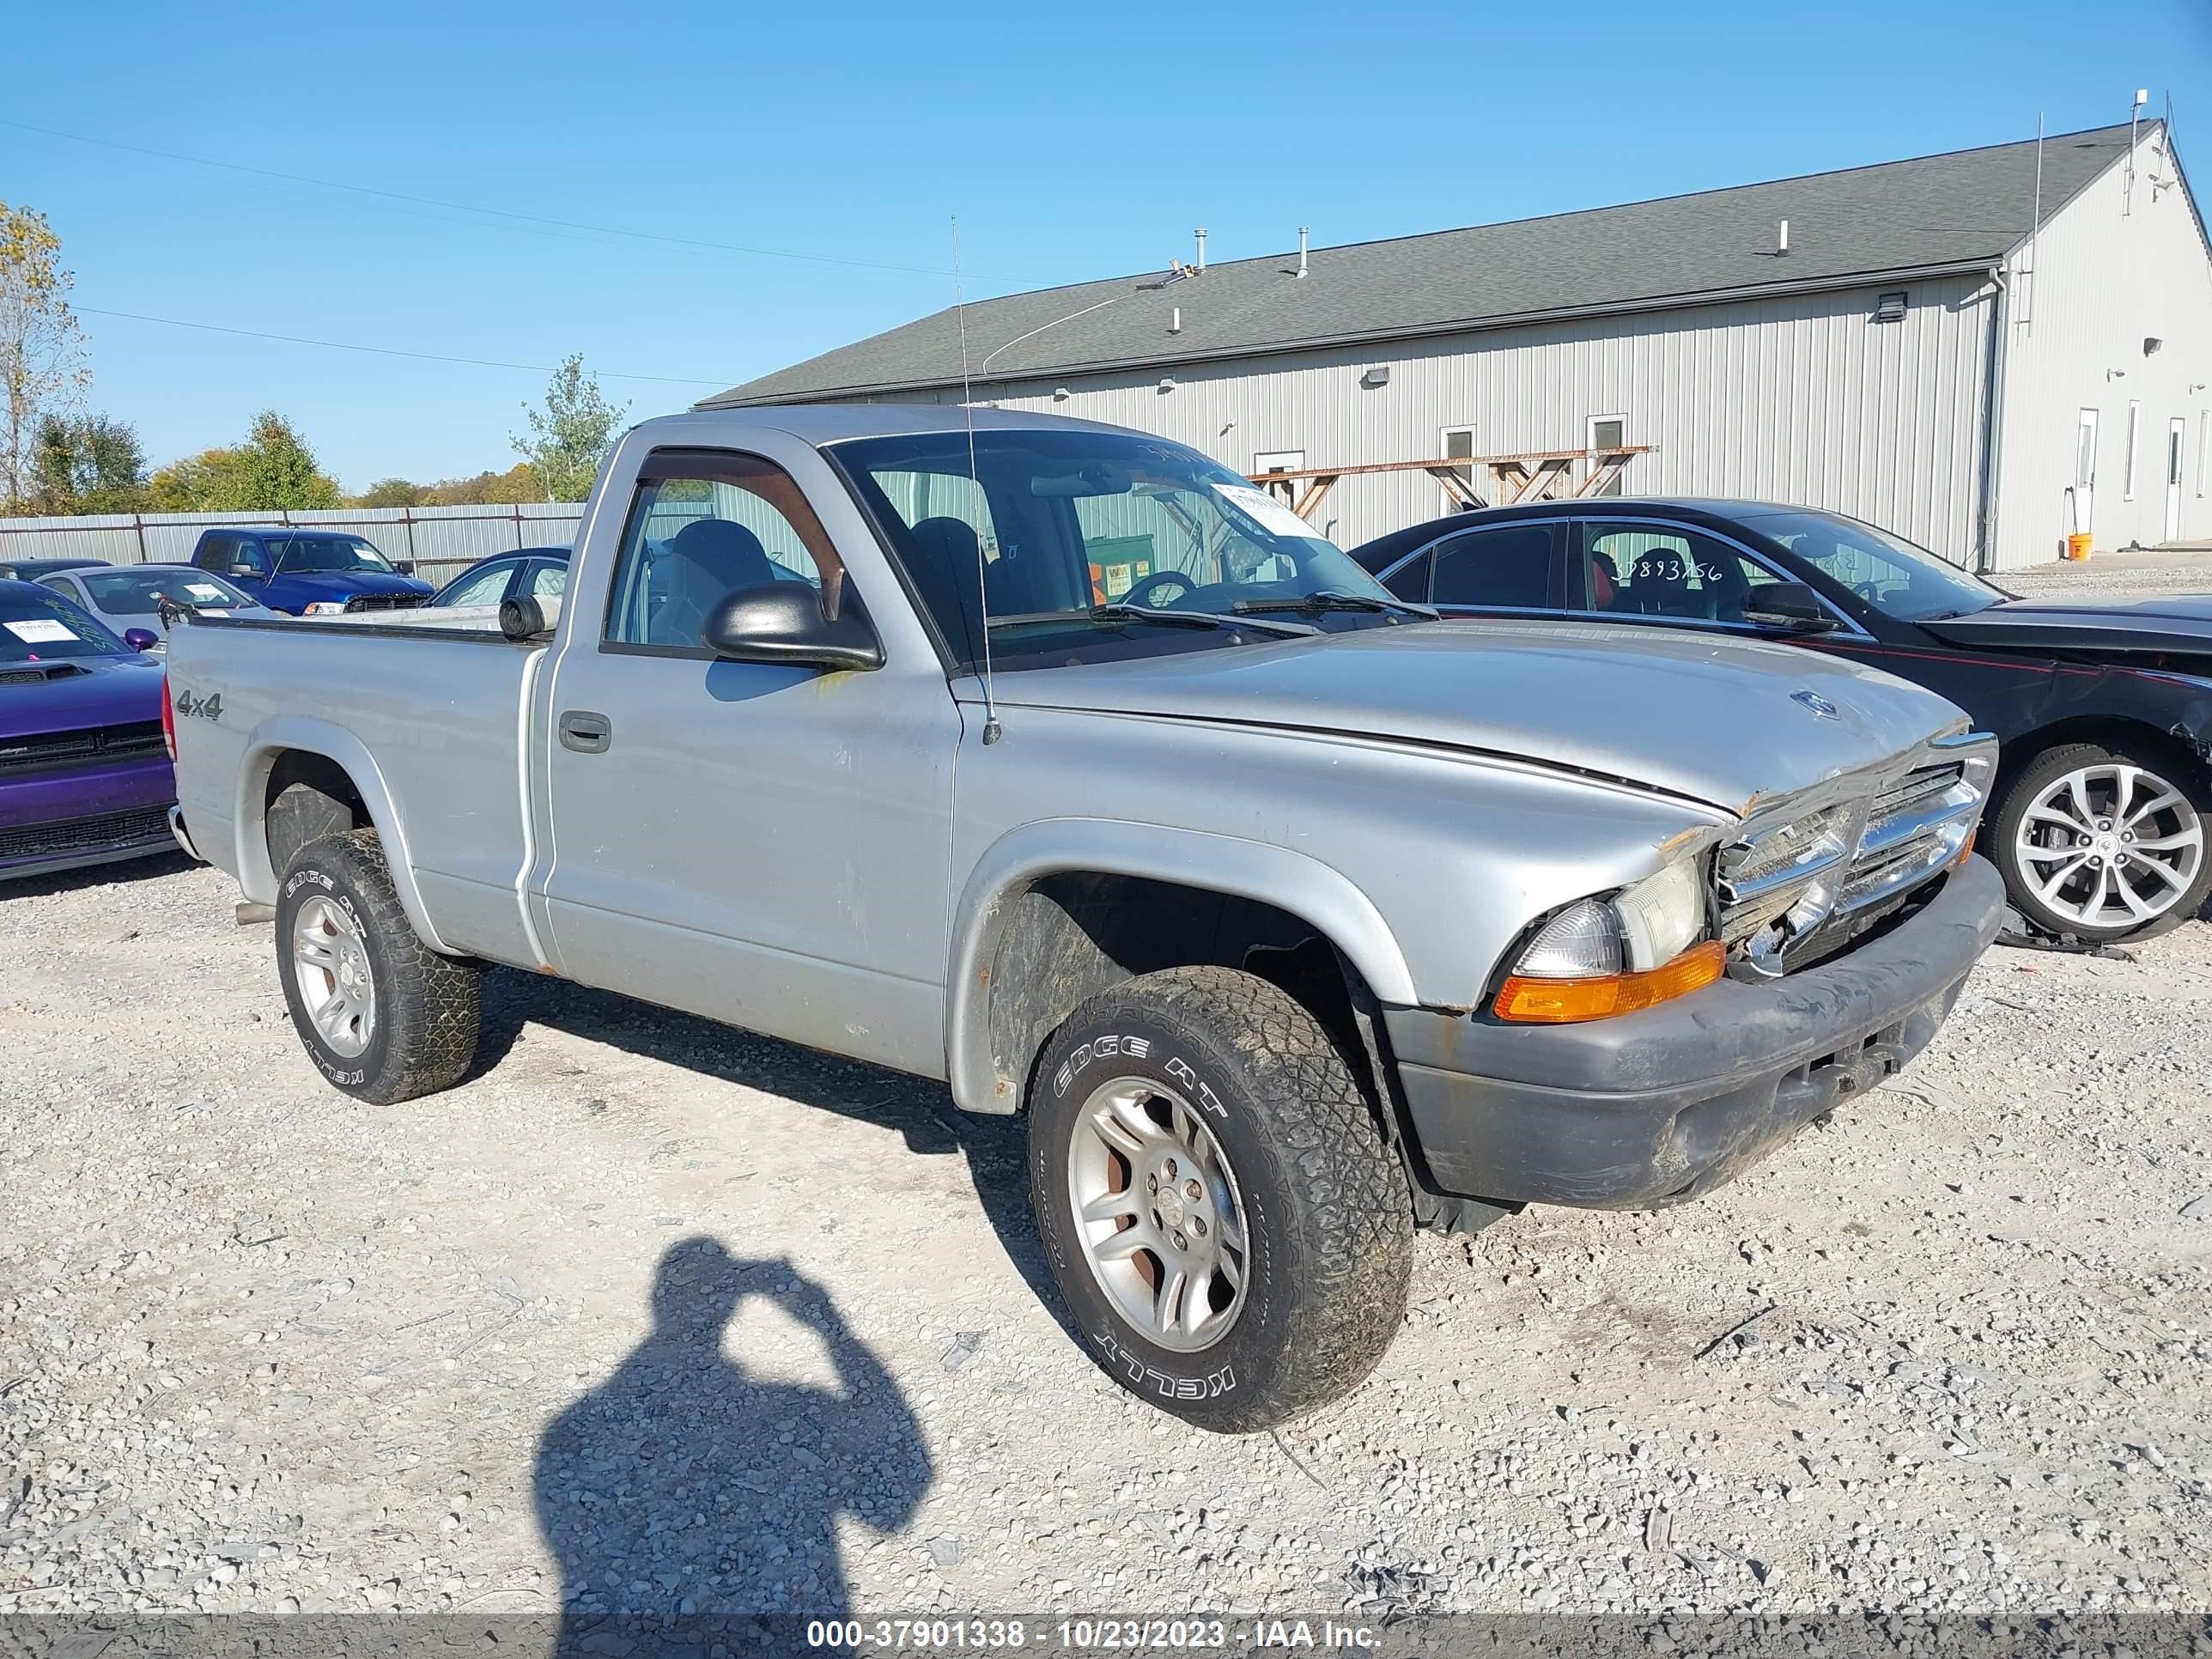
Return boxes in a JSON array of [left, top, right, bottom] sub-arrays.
[[231, 716, 452, 953], [943, 817, 1417, 1114]]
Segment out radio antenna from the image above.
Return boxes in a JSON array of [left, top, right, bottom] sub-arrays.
[[951, 216, 1001, 744]]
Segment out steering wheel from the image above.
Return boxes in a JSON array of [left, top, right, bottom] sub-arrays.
[[1121, 569, 1194, 608]]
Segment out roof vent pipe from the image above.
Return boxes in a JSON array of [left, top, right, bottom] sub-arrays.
[[1194, 228, 1206, 272], [1170, 307, 1182, 334], [1297, 226, 1309, 278], [1778, 218, 1790, 256]]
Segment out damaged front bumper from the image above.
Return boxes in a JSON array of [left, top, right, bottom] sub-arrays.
[[1383, 854, 2004, 1210]]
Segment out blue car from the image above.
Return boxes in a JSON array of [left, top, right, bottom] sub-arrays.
[[188, 528, 433, 616]]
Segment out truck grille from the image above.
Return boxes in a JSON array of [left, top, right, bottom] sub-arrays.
[[0, 720, 168, 776], [0, 805, 173, 863], [343, 594, 426, 614], [1718, 738, 1993, 977]]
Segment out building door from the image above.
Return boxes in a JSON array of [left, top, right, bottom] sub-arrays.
[[2073, 409, 2100, 536], [2168, 417, 2187, 543]]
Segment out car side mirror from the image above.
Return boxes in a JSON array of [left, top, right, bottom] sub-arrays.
[[123, 627, 161, 652], [1742, 580, 1837, 633], [700, 582, 883, 672], [229, 563, 262, 580], [393, 560, 416, 575]]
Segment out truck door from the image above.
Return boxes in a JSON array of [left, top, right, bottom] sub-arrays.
[[537, 444, 959, 1079]]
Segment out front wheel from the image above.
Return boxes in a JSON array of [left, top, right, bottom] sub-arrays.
[[275, 830, 484, 1103], [1028, 965, 1413, 1432], [1993, 740, 2212, 943]]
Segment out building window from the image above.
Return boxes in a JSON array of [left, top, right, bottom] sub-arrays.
[[1440, 425, 1477, 485], [1251, 449, 1305, 506], [1586, 415, 1627, 498], [2125, 401, 2141, 501]]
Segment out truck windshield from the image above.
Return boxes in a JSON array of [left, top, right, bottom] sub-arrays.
[[267, 534, 395, 574], [0, 591, 127, 663], [830, 429, 1406, 672], [1742, 508, 2008, 622]]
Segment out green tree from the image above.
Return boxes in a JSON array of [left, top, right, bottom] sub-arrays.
[[355, 477, 423, 507], [234, 410, 340, 509], [28, 412, 147, 514], [514, 355, 625, 501], [1, 202, 89, 513], [149, 412, 341, 511], [147, 448, 241, 513]]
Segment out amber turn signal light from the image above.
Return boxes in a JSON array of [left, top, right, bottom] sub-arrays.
[[1493, 939, 1726, 1024]]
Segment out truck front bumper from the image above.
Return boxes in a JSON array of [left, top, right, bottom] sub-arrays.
[[1383, 854, 2004, 1211]]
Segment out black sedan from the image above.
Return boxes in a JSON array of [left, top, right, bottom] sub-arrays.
[[1352, 499, 2212, 945]]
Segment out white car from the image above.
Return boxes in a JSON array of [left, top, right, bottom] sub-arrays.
[[40, 563, 280, 653]]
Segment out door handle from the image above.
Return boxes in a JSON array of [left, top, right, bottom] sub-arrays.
[[559, 710, 612, 754]]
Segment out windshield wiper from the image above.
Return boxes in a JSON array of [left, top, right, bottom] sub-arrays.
[[1087, 602, 1318, 639], [1232, 589, 1440, 621]]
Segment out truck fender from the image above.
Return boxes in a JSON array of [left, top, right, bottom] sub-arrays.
[[231, 717, 453, 955], [944, 818, 1417, 1115]]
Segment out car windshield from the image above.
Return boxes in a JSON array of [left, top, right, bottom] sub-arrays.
[[1747, 509, 2007, 622], [81, 569, 252, 616], [0, 590, 126, 663], [831, 428, 1403, 672], [266, 534, 395, 574]]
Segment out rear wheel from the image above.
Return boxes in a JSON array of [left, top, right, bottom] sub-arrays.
[[1994, 740, 2212, 943], [275, 830, 483, 1103], [1028, 965, 1413, 1432]]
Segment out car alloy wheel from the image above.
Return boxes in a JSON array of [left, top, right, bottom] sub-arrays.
[[2013, 760, 2204, 930], [1065, 1075, 1250, 1353], [291, 891, 378, 1057]]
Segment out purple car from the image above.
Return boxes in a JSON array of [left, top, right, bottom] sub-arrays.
[[0, 579, 178, 882]]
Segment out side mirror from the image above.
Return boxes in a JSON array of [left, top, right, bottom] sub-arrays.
[[229, 563, 262, 580], [700, 582, 883, 672], [1742, 580, 1837, 633], [123, 627, 161, 652], [393, 560, 416, 575]]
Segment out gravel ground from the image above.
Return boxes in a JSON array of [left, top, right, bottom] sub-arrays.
[[3, 554, 2210, 1631]]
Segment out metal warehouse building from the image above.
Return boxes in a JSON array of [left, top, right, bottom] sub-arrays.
[[708, 121, 2210, 573]]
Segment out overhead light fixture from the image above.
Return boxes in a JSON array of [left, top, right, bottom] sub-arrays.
[[1360, 365, 1391, 388], [2145, 336, 2165, 356], [1158, 377, 1177, 393], [1053, 386, 1070, 401]]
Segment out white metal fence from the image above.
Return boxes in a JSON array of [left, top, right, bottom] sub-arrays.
[[0, 504, 586, 586]]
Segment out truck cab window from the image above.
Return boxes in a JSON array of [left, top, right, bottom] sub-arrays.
[[605, 451, 844, 653]]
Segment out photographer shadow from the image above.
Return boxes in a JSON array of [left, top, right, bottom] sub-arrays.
[[533, 1240, 929, 1650]]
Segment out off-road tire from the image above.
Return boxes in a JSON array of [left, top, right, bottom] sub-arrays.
[[1028, 965, 1413, 1432], [275, 830, 483, 1104], [1993, 739, 2212, 945]]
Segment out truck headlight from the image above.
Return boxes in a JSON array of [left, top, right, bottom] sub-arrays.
[[1494, 860, 1722, 1024], [301, 601, 347, 616]]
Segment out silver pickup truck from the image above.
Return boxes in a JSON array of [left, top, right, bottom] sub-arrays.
[[166, 404, 2004, 1430]]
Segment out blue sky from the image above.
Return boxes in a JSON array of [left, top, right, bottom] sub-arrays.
[[7, 0, 2209, 491]]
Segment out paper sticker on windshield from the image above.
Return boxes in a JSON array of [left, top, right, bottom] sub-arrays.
[[1212, 482, 1318, 541], [185, 583, 228, 602], [4, 618, 75, 643]]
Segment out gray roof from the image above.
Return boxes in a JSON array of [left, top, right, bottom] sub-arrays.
[[705, 124, 2140, 408]]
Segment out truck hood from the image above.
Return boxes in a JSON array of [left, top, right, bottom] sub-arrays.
[[0, 653, 164, 742], [982, 618, 1970, 814], [260, 570, 433, 609]]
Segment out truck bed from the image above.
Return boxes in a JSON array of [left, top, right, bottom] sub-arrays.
[[166, 611, 553, 969]]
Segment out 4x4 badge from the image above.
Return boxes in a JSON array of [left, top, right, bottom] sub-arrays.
[[1791, 689, 1840, 720]]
